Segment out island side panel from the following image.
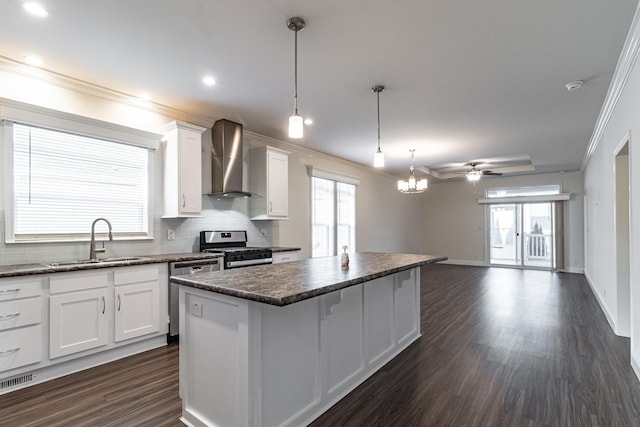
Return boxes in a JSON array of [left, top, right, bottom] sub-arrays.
[[179, 286, 251, 427], [394, 267, 421, 347]]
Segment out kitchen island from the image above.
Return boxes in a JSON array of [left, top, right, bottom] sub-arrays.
[[171, 252, 446, 427]]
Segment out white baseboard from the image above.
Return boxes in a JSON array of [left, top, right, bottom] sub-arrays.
[[584, 271, 617, 333], [560, 267, 584, 274], [439, 259, 486, 267], [631, 351, 640, 383]]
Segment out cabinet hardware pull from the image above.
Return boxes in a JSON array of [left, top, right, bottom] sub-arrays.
[[0, 347, 20, 355], [102, 296, 106, 314], [183, 193, 186, 208], [269, 201, 272, 213], [0, 313, 20, 320], [0, 288, 20, 294], [117, 294, 121, 311]]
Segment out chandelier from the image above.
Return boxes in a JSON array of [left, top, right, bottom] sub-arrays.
[[398, 149, 427, 193]]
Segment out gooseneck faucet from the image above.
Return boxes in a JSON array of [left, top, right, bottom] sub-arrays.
[[89, 218, 113, 261]]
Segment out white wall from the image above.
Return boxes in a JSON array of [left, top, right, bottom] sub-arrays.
[[583, 3, 640, 373], [0, 64, 423, 266], [421, 171, 584, 272]]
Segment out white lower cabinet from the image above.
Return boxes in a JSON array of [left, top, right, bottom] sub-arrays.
[[0, 277, 44, 373], [272, 250, 299, 264], [114, 281, 160, 342], [49, 288, 108, 358]]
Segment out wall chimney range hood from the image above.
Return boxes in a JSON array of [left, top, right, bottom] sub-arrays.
[[210, 119, 254, 198]]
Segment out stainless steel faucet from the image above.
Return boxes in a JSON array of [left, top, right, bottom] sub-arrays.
[[89, 218, 113, 261]]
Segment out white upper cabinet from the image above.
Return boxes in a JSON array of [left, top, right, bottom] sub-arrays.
[[250, 146, 290, 220], [162, 121, 206, 218]]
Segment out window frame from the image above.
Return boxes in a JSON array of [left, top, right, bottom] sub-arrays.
[[1, 100, 160, 243], [309, 167, 359, 258]]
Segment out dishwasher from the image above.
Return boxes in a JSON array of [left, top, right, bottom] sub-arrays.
[[169, 258, 221, 339]]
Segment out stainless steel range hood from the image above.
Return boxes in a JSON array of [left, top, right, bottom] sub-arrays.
[[209, 119, 253, 198]]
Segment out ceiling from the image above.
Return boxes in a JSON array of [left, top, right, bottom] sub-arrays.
[[0, 0, 637, 179]]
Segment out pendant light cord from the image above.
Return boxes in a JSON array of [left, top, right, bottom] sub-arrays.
[[376, 89, 381, 150], [294, 29, 298, 115]]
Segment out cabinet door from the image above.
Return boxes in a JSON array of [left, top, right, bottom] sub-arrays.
[[267, 150, 288, 217], [394, 269, 420, 346], [114, 281, 160, 342], [50, 288, 108, 359], [323, 284, 365, 399], [179, 128, 202, 215]]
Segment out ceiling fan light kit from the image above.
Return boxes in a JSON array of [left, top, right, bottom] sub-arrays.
[[372, 85, 385, 168], [398, 149, 428, 193], [287, 16, 305, 139]]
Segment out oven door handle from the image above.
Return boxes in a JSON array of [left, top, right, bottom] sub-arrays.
[[226, 258, 273, 269]]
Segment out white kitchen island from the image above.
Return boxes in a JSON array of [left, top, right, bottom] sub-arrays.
[[171, 252, 446, 427]]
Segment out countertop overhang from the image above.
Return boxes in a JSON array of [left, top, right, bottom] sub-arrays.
[[171, 252, 447, 306]]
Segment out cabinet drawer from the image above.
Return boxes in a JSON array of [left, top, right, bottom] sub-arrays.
[[0, 324, 43, 373], [0, 297, 42, 331], [50, 270, 109, 294], [114, 265, 159, 286], [0, 278, 43, 301], [272, 251, 299, 264]]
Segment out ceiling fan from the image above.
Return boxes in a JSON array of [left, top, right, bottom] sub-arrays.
[[418, 154, 535, 181], [465, 163, 502, 181]]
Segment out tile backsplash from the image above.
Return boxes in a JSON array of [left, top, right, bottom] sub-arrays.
[[0, 196, 272, 266]]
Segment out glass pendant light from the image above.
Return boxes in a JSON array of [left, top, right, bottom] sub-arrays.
[[372, 85, 385, 167], [398, 149, 428, 193], [287, 17, 305, 139]]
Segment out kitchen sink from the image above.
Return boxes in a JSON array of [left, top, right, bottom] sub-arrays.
[[45, 256, 150, 268]]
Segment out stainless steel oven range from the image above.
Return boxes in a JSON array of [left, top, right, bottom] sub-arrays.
[[200, 230, 272, 269]]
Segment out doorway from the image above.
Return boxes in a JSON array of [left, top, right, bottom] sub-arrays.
[[615, 138, 630, 337], [489, 202, 554, 269]]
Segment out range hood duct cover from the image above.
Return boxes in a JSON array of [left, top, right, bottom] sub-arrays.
[[210, 119, 254, 198]]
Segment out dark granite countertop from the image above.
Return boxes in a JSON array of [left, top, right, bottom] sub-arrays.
[[0, 252, 223, 278], [171, 252, 447, 306], [269, 247, 301, 252]]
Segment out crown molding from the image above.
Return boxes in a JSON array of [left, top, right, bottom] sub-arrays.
[[0, 55, 215, 128], [582, 4, 640, 169]]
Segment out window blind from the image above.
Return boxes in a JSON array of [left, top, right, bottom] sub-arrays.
[[11, 122, 150, 240]]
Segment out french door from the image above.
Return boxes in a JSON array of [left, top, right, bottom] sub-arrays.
[[489, 202, 554, 269]]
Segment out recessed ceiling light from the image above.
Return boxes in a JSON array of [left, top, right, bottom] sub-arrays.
[[203, 76, 216, 87], [565, 80, 583, 91], [23, 55, 42, 66], [23, 2, 48, 18], [304, 118, 313, 125]]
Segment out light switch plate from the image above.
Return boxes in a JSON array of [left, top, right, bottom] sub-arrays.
[[167, 229, 176, 240]]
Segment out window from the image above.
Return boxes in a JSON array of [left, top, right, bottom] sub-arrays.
[[5, 121, 153, 242], [311, 173, 356, 258]]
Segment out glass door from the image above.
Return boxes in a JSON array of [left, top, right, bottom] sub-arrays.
[[489, 202, 554, 269], [489, 204, 521, 265], [522, 203, 553, 269]]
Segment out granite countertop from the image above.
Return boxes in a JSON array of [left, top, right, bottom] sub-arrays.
[[171, 252, 447, 306], [0, 252, 223, 278], [269, 247, 301, 252]]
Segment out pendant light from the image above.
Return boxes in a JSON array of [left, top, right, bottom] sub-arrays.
[[398, 149, 428, 193], [372, 85, 385, 167], [287, 17, 305, 139]]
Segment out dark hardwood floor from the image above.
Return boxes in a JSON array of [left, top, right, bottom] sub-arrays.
[[1, 264, 639, 426]]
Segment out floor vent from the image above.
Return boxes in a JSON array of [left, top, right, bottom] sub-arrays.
[[0, 373, 34, 391]]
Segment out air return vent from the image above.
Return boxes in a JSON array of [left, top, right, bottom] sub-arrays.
[[1, 373, 34, 391]]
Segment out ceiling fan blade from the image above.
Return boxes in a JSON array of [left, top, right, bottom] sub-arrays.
[[482, 170, 503, 176]]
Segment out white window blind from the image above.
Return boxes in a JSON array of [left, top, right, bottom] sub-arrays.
[[10, 122, 150, 241]]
